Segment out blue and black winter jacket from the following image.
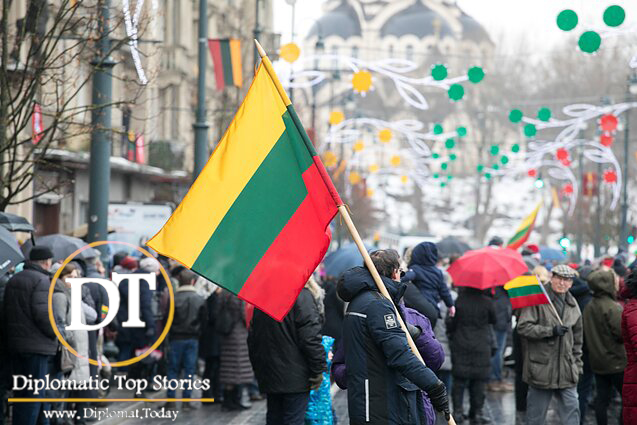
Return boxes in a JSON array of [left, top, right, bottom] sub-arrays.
[[337, 267, 440, 424], [403, 242, 454, 311]]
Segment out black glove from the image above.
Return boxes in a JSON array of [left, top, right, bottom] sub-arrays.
[[407, 324, 422, 340], [309, 373, 323, 391], [552, 325, 569, 337], [426, 380, 450, 419]]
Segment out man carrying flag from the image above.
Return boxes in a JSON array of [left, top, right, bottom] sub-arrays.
[[515, 265, 583, 425]]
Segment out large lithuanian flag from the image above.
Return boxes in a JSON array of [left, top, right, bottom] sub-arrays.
[[148, 53, 340, 320], [507, 202, 541, 250]]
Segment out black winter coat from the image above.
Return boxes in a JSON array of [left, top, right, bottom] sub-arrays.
[[170, 286, 206, 340], [338, 267, 440, 425], [4, 262, 63, 355], [447, 287, 496, 379], [248, 288, 326, 394], [199, 290, 222, 358], [115, 273, 155, 346]]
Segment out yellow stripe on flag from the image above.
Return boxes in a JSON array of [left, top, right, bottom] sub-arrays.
[[504, 275, 542, 290], [229, 39, 243, 87], [517, 203, 541, 231], [148, 65, 287, 267]]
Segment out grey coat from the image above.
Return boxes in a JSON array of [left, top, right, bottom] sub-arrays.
[[517, 285, 583, 389]]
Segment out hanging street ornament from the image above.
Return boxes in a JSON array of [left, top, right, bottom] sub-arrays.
[[556, 148, 569, 161], [449, 153, 458, 161], [490, 145, 500, 156], [578, 31, 602, 54], [512, 144, 521, 153], [528, 169, 537, 177], [537, 107, 552, 122], [440, 182, 447, 188], [352, 70, 373, 94], [369, 164, 380, 173], [603, 5, 626, 28], [492, 164, 500, 170], [600, 114, 618, 132], [432, 152, 441, 159], [390, 155, 401, 166], [477, 164, 484, 172], [433, 123, 444, 135], [433, 173, 440, 179], [561, 158, 572, 167], [484, 172, 492, 180], [524, 124, 537, 137], [509, 109, 523, 123], [603, 169, 618, 183], [557, 9, 578, 32], [441, 162, 449, 170], [467, 67, 485, 84], [457, 126, 467, 137], [600, 133, 614, 147], [279, 42, 301, 63], [431, 64, 448, 81], [366, 188, 375, 197], [329, 111, 345, 125], [563, 183, 574, 195], [447, 175, 453, 181], [323, 151, 338, 167], [500, 155, 509, 165], [353, 140, 365, 152], [401, 175, 409, 184], [445, 138, 455, 149], [378, 128, 392, 143], [448, 84, 465, 101], [349, 171, 362, 185]]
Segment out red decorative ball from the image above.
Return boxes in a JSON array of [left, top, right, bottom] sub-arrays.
[[528, 169, 537, 177], [603, 169, 618, 183], [600, 133, 614, 147], [556, 148, 569, 161], [561, 158, 571, 167], [563, 184, 574, 195], [600, 114, 618, 132]]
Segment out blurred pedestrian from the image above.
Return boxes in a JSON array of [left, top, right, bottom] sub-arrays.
[[336, 249, 450, 424], [447, 287, 495, 424], [3, 246, 61, 425], [165, 270, 206, 410], [403, 242, 455, 317], [517, 264, 583, 425], [215, 291, 254, 411], [584, 269, 625, 425], [621, 270, 637, 424], [248, 276, 326, 425], [488, 286, 513, 393]]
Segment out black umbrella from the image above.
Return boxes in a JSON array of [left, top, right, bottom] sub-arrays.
[[22, 234, 98, 262], [323, 242, 373, 279], [0, 212, 34, 233], [436, 236, 472, 257], [0, 226, 25, 278]]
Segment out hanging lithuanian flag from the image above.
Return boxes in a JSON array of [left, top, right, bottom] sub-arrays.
[[507, 202, 541, 250], [504, 275, 550, 309], [148, 51, 340, 321], [208, 38, 243, 90]]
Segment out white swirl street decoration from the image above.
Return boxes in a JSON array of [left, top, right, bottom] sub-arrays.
[[122, 0, 149, 85], [324, 117, 458, 189], [276, 55, 481, 110]]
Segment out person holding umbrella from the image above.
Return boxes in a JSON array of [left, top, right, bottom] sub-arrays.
[[517, 265, 583, 425]]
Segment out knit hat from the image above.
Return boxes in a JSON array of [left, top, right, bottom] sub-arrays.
[[526, 244, 540, 254], [139, 257, 160, 273], [29, 245, 54, 261], [119, 256, 138, 271], [552, 264, 577, 279]]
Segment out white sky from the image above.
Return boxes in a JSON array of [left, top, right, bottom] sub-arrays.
[[273, 0, 637, 52]]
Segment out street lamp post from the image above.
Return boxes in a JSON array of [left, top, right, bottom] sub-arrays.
[[253, 0, 261, 68], [620, 71, 637, 249], [193, 0, 209, 179], [311, 34, 325, 138], [87, 0, 116, 261]]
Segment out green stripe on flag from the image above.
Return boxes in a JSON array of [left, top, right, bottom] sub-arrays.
[[191, 111, 314, 293], [508, 284, 544, 298], [220, 40, 234, 87], [508, 225, 531, 245]]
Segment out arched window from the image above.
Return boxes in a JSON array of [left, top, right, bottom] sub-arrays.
[[406, 45, 413, 61], [352, 46, 359, 59]]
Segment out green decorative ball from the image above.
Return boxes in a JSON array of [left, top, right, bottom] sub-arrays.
[[457, 127, 467, 137], [447, 175, 453, 181], [578, 31, 601, 54], [441, 162, 448, 170], [557, 9, 578, 31], [603, 5, 625, 28], [432, 152, 440, 159], [484, 172, 492, 180], [445, 139, 455, 149], [493, 164, 500, 170], [509, 109, 523, 123], [448, 84, 465, 101], [467, 67, 485, 84], [450, 153, 457, 161], [477, 164, 484, 172], [512, 144, 520, 153], [490, 145, 500, 156], [537, 107, 551, 122], [501, 155, 509, 165], [433, 123, 444, 135], [440, 182, 447, 188], [431, 64, 448, 81], [433, 173, 440, 179], [524, 124, 537, 138]]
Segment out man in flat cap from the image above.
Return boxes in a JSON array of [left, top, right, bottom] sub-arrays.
[[517, 264, 583, 425], [3, 245, 63, 425]]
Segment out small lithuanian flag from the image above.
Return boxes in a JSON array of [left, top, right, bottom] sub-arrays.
[[504, 275, 550, 309], [148, 50, 340, 320], [507, 202, 541, 250], [101, 305, 109, 320], [208, 38, 243, 90]]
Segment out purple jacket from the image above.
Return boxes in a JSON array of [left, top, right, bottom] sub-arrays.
[[332, 305, 444, 425]]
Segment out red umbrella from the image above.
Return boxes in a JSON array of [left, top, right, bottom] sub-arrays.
[[447, 246, 528, 289]]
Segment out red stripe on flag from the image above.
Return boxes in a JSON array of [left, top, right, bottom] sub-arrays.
[[238, 163, 337, 320], [208, 39, 225, 90], [510, 293, 549, 309], [508, 222, 536, 250]]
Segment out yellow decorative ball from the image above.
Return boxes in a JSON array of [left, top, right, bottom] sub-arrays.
[[279, 42, 301, 63], [401, 175, 409, 184], [352, 70, 372, 93], [378, 129, 392, 143], [323, 151, 338, 167], [366, 188, 375, 197], [329, 111, 345, 125], [390, 155, 401, 166], [369, 164, 379, 173], [349, 171, 361, 185], [353, 140, 365, 152]]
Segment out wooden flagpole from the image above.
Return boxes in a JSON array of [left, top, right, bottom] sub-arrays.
[[536, 276, 564, 326], [254, 39, 455, 425]]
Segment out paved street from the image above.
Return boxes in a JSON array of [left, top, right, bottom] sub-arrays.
[[94, 384, 620, 424]]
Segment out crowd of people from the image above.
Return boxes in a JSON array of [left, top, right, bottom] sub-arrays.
[[0, 237, 636, 425]]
